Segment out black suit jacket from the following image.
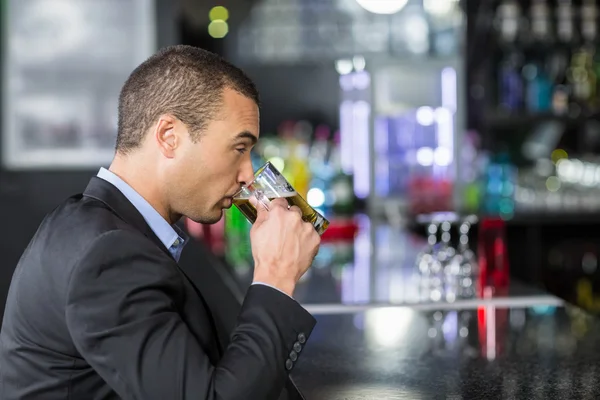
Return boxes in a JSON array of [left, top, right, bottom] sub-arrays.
[[0, 177, 315, 399]]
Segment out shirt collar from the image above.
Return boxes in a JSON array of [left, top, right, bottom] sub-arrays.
[[96, 168, 188, 258]]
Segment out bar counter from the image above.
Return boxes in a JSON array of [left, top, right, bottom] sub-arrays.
[[291, 301, 600, 399], [222, 218, 599, 398]]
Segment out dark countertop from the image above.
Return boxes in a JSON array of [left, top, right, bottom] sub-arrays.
[[292, 303, 600, 399], [224, 216, 593, 398]]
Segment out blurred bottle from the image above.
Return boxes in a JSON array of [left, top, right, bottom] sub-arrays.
[[308, 124, 331, 175], [581, 0, 598, 45], [523, 63, 552, 113], [478, 218, 510, 291], [460, 131, 482, 213], [293, 149, 312, 199], [548, 0, 574, 115], [327, 131, 354, 216], [496, 0, 524, 112], [522, 0, 553, 113], [224, 207, 252, 271], [278, 120, 311, 198], [556, 0, 575, 45], [482, 150, 516, 219], [529, 0, 553, 44], [495, 0, 521, 46], [498, 53, 524, 112], [307, 124, 333, 214], [567, 49, 597, 115], [385, 116, 411, 198], [276, 120, 294, 167], [583, 0, 600, 111]]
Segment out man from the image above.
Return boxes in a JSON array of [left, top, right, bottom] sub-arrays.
[[0, 45, 320, 399]]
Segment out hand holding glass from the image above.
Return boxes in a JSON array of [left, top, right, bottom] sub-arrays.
[[233, 162, 329, 235]]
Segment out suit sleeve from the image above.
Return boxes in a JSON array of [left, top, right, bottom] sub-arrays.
[[65, 230, 316, 400]]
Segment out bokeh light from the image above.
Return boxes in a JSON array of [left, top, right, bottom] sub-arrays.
[[209, 6, 229, 22], [551, 148, 568, 164], [208, 20, 229, 39]]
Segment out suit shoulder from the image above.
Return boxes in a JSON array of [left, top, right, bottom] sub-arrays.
[[47, 194, 133, 235], [27, 196, 162, 282], [67, 229, 184, 304]]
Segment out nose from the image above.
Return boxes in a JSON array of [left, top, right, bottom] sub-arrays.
[[238, 156, 255, 186]]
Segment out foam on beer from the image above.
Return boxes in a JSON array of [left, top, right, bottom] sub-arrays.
[[236, 188, 297, 200]]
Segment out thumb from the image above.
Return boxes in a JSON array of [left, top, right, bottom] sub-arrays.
[[250, 190, 271, 224]]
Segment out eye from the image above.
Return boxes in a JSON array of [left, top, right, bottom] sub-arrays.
[[236, 148, 247, 155]]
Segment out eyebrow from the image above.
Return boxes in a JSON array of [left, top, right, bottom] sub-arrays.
[[233, 131, 258, 145]]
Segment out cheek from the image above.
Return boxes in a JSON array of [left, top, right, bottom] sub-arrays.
[[210, 152, 239, 181], [193, 161, 226, 195], [187, 145, 239, 195]]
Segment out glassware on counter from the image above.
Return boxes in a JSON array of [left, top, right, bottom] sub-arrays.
[[416, 212, 478, 302], [453, 215, 478, 299], [415, 213, 448, 302]]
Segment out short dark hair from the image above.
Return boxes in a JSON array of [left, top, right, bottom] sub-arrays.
[[116, 45, 259, 154]]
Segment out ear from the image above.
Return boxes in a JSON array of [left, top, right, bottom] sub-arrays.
[[153, 114, 180, 158]]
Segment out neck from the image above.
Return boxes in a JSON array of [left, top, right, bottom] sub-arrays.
[[109, 153, 178, 224]]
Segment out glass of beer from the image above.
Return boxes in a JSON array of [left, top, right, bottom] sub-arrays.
[[233, 162, 330, 235]]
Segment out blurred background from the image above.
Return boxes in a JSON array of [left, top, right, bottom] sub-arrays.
[[3, 0, 600, 321]]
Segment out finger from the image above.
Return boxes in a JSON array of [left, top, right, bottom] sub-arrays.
[[302, 219, 317, 233], [288, 205, 303, 218], [269, 197, 289, 210], [310, 232, 321, 258], [250, 191, 271, 225], [251, 190, 271, 211]]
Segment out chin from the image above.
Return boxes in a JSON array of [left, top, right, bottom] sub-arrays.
[[190, 210, 223, 225]]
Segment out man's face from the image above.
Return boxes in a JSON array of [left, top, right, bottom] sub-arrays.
[[166, 88, 259, 224]]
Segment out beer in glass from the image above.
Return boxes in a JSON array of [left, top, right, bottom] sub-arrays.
[[233, 162, 329, 235]]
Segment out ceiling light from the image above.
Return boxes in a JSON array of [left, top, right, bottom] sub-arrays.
[[355, 0, 408, 15]]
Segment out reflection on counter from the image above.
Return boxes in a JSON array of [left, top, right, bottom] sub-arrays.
[[294, 304, 600, 399], [223, 211, 554, 307]]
